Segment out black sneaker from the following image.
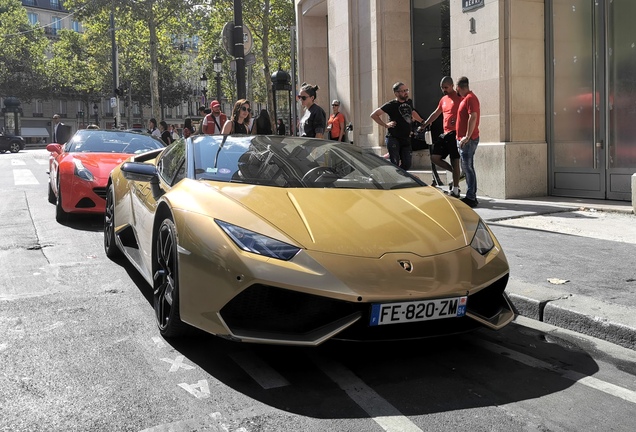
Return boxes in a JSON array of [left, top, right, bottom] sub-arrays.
[[449, 190, 460, 198], [461, 197, 478, 208]]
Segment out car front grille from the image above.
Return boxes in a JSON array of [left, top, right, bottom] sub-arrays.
[[220, 285, 360, 336], [93, 187, 107, 200], [465, 273, 509, 320], [220, 273, 511, 342]]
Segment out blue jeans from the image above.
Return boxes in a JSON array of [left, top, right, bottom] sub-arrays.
[[386, 136, 412, 170], [458, 137, 479, 200]]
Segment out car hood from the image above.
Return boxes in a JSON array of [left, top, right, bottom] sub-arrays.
[[66, 152, 130, 179], [203, 184, 480, 258]]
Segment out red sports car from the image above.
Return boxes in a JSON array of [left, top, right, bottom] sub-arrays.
[[47, 129, 165, 222]]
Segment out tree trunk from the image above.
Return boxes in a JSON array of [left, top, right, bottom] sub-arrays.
[[149, 17, 161, 121]]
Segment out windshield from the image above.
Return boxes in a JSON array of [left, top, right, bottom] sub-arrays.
[[192, 135, 425, 190], [65, 130, 165, 154]]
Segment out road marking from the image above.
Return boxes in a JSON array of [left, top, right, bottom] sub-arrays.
[[178, 379, 210, 399], [13, 169, 39, 185], [160, 355, 195, 372], [474, 339, 636, 404], [314, 356, 424, 432], [152, 336, 166, 348], [138, 412, 243, 432], [229, 350, 290, 389], [11, 159, 26, 165], [34, 159, 49, 165]]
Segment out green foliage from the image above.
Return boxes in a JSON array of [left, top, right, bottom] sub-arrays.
[[2, 0, 295, 115], [0, 0, 49, 100], [199, 0, 294, 106]]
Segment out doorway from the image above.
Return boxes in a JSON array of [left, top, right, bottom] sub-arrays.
[[548, 0, 635, 201]]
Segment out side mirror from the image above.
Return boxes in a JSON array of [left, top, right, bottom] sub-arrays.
[[121, 162, 164, 199], [46, 143, 63, 154]]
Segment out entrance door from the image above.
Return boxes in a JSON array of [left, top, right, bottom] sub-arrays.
[[549, 0, 635, 200]]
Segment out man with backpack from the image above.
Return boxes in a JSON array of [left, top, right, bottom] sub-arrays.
[[201, 100, 227, 134]]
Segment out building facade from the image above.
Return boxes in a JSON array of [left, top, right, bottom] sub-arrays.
[[294, 0, 635, 201]]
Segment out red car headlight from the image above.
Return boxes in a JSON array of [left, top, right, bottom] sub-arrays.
[[73, 159, 95, 182]]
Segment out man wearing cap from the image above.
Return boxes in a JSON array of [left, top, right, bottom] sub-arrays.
[[202, 100, 227, 134], [51, 114, 71, 144], [326, 100, 346, 141]]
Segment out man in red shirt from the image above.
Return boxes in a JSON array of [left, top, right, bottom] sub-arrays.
[[202, 100, 227, 134], [455, 76, 480, 208], [422, 76, 463, 197]]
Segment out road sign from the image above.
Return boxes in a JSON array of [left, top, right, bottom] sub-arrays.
[[110, 97, 117, 108], [222, 21, 253, 56]]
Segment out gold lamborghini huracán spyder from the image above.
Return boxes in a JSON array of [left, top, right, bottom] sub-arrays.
[[104, 134, 514, 345]]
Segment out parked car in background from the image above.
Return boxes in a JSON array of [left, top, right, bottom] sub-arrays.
[[47, 129, 165, 222], [0, 132, 26, 153], [105, 134, 514, 344]]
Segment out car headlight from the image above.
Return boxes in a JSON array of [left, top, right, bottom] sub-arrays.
[[73, 159, 95, 181], [470, 220, 495, 255], [216, 220, 300, 261]]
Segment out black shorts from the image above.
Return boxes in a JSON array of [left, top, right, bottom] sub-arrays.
[[431, 131, 459, 160]]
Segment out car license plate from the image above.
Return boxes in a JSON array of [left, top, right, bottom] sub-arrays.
[[369, 296, 467, 326]]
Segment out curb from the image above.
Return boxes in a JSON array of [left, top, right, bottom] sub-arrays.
[[506, 279, 636, 350]]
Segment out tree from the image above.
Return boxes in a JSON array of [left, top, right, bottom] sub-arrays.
[[0, 0, 49, 100], [47, 28, 109, 123], [198, 0, 294, 125], [64, 0, 202, 120]]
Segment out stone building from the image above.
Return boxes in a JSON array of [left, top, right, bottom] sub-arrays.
[[294, 0, 634, 201]]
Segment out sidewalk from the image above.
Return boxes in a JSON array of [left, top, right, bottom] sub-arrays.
[[472, 194, 635, 350]]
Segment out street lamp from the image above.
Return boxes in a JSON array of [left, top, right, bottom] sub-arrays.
[[200, 73, 208, 105], [93, 103, 98, 126], [213, 53, 223, 102], [271, 67, 292, 136]]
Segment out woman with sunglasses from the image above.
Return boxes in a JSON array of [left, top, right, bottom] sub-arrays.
[[222, 99, 252, 134], [297, 83, 326, 138]]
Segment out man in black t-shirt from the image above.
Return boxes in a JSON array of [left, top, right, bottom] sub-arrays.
[[370, 82, 424, 170]]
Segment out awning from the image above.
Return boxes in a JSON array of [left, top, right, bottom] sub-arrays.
[[20, 127, 50, 138]]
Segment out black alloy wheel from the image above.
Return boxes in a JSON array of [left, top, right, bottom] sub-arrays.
[[153, 217, 188, 338], [9, 142, 20, 153], [104, 185, 121, 258]]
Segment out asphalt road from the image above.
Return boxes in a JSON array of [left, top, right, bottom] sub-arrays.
[[1, 149, 635, 432]]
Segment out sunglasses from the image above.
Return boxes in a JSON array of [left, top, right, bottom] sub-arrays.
[[240, 106, 251, 112], [297, 95, 309, 101]]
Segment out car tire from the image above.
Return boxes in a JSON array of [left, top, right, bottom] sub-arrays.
[[9, 142, 21, 153], [48, 182, 56, 204], [55, 182, 68, 223], [153, 217, 189, 338], [0, 149, 6, 154], [104, 185, 121, 258]]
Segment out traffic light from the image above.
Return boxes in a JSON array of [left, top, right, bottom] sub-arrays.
[[114, 86, 127, 97]]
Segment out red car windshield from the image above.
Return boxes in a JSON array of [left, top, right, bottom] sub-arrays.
[[65, 130, 165, 154]]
